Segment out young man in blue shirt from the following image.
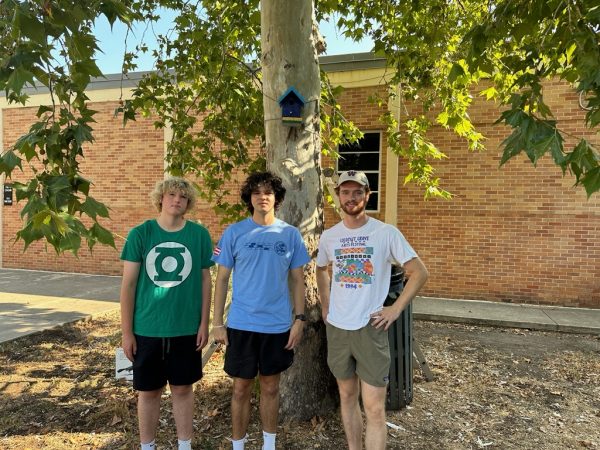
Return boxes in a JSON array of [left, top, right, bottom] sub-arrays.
[[212, 171, 310, 450]]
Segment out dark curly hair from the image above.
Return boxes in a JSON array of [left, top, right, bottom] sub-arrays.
[[240, 171, 286, 214]]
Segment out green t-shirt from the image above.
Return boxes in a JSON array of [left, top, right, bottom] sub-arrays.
[[120, 219, 215, 337]]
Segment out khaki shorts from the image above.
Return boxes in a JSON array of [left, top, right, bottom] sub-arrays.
[[326, 322, 390, 387]]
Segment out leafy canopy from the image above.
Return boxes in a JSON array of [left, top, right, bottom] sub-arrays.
[[0, 0, 598, 253]]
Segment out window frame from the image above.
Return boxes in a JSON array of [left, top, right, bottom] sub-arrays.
[[336, 131, 382, 213]]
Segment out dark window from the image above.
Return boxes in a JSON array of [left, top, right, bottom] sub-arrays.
[[337, 132, 381, 212]]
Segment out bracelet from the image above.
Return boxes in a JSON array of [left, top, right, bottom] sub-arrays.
[[213, 325, 225, 328]]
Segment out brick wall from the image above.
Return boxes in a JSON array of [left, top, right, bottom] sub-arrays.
[[2, 80, 598, 307], [2, 101, 164, 275], [1, 101, 258, 275], [396, 81, 600, 307]]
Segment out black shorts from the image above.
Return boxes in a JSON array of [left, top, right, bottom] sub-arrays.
[[224, 328, 294, 379], [132, 334, 203, 391]]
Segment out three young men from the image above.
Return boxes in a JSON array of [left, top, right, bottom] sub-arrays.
[[316, 170, 429, 450], [120, 177, 215, 450], [121, 169, 427, 450], [211, 171, 310, 450]]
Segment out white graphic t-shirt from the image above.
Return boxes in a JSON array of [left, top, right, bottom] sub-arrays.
[[316, 218, 417, 330]]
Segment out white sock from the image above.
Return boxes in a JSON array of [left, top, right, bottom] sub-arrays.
[[232, 434, 248, 450], [141, 440, 156, 450], [262, 431, 276, 450], [178, 438, 192, 450]]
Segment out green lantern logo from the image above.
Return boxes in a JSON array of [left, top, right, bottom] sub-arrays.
[[146, 242, 192, 288]]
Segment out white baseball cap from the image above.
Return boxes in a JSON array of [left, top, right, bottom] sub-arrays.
[[336, 170, 369, 188]]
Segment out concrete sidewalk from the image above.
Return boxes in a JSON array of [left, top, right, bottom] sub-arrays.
[[413, 296, 600, 335], [0, 269, 121, 343], [0, 268, 598, 344]]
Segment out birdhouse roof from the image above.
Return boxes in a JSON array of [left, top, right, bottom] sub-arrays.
[[278, 87, 306, 105]]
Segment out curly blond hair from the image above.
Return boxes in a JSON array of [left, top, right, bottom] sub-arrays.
[[150, 177, 197, 213]]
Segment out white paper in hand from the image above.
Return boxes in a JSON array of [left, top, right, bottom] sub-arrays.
[[115, 347, 133, 381]]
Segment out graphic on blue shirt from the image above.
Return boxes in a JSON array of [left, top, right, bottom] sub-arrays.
[[274, 241, 287, 256], [243, 240, 289, 256]]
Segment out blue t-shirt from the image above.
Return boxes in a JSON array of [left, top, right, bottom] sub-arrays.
[[212, 218, 310, 333]]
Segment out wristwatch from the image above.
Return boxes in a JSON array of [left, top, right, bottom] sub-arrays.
[[294, 314, 307, 322]]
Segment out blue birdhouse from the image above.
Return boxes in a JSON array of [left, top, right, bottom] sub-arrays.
[[278, 87, 306, 127]]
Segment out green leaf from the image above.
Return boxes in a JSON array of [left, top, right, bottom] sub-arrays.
[[547, 134, 566, 167], [6, 66, 35, 93], [45, 175, 72, 210], [582, 167, 600, 198], [13, 6, 46, 45], [99, 0, 130, 27], [57, 231, 82, 255], [19, 196, 44, 219], [16, 222, 44, 252], [81, 196, 110, 220], [565, 140, 596, 172], [31, 210, 52, 228], [49, 211, 69, 235], [0, 150, 23, 173], [448, 62, 466, 84], [90, 222, 115, 248], [73, 175, 91, 196], [68, 32, 99, 61], [563, 140, 599, 194], [586, 107, 600, 128], [13, 179, 38, 203], [72, 122, 94, 145], [479, 86, 498, 100], [499, 130, 524, 166], [497, 108, 526, 128], [530, 134, 559, 165], [70, 60, 104, 90], [36, 105, 53, 117]]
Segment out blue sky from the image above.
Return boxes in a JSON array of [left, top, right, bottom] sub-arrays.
[[93, 10, 374, 75]]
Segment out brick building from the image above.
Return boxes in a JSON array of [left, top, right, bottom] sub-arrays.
[[1, 53, 598, 308]]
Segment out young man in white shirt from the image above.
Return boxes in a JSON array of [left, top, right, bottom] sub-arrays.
[[316, 170, 429, 450]]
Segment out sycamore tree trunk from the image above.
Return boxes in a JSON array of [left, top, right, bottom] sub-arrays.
[[261, 0, 338, 420]]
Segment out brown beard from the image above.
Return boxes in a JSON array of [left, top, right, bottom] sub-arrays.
[[341, 202, 366, 216]]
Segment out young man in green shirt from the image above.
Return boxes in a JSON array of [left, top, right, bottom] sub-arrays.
[[120, 177, 215, 450]]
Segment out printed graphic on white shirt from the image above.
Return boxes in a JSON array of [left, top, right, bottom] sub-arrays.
[[334, 245, 374, 289], [146, 242, 192, 288]]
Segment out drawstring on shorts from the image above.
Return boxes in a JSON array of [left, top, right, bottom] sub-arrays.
[[161, 338, 171, 360]]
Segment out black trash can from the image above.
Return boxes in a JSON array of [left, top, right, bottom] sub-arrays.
[[385, 265, 413, 410]]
